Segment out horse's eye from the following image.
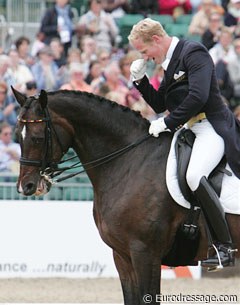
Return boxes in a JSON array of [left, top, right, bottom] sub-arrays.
[[31, 137, 44, 144]]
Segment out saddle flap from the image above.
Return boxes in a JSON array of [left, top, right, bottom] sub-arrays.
[[175, 128, 226, 200], [175, 128, 195, 202]]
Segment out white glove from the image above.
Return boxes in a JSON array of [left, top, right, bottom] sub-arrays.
[[130, 59, 147, 81], [149, 117, 168, 137]]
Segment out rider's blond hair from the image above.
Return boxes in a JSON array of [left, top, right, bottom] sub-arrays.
[[128, 18, 167, 44]]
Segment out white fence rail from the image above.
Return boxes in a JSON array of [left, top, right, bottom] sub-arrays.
[[0, 173, 93, 201]]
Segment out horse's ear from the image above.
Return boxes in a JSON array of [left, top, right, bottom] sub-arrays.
[[11, 86, 27, 106], [39, 90, 48, 109]]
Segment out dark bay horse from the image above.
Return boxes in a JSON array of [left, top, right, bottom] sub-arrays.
[[12, 88, 240, 305]]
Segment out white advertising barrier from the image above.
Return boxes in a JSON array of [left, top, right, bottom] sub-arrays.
[[0, 200, 118, 278], [0, 200, 201, 279]]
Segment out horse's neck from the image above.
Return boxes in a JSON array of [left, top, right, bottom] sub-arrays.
[[51, 94, 148, 182], [72, 109, 147, 167]]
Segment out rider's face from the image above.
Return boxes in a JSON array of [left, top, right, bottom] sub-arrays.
[[132, 36, 166, 65]]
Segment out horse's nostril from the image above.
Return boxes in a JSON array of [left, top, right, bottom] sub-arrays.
[[23, 182, 36, 196]]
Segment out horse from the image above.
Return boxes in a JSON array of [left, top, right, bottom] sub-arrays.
[[12, 87, 240, 305]]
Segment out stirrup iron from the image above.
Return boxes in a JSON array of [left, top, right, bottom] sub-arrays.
[[204, 244, 238, 272], [206, 244, 223, 272]]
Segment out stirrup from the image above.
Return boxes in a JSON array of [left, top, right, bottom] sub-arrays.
[[206, 244, 223, 272], [202, 244, 238, 272]]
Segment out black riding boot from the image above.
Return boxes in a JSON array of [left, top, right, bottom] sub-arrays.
[[194, 176, 237, 268]]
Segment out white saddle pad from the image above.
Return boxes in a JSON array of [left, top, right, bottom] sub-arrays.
[[166, 129, 240, 215]]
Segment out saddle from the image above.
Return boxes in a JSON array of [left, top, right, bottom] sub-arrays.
[[175, 128, 228, 201], [175, 128, 229, 239]]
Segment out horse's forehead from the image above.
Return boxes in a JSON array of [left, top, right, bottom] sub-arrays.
[[17, 97, 44, 138], [19, 97, 41, 118]]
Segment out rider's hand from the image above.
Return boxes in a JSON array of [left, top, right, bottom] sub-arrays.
[[130, 59, 147, 81], [149, 117, 168, 137]]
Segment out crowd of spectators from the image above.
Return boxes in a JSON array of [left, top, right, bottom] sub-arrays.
[[1, 0, 240, 176]]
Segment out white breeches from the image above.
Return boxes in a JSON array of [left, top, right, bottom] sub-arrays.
[[186, 119, 225, 191]]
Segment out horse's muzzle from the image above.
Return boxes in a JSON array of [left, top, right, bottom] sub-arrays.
[[18, 177, 52, 196]]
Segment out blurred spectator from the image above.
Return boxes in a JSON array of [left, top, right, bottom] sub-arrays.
[[77, 0, 119, 52], [202, 11, 223, 49], [7, 49, 34, 92], [118, 50, 143, 107], [40, 0, 74, 56], [227, 37, 240, 108], [233, 104, 240, 119], [67, 47, 82, 64], [60, 62, 92, 92], [80, 35, 97, 74], [97, 49, 112, 71], [215, 59, 234, 103], [158, 0, 192, 17], [0, 54, 12, 88], [15, 36, 35, 67], [190, 0, 222, 13], [209, 26, 235, 64], [222, 0, 230, 11], [91, 49, 121, 93], [85, 60, 102, 84], [150, 65, 164, 90], [119, 50, 140, 86], [224, 0, 240, 30], [31, 46, 63, 91], [31, 32, 46, 58], [105, 91, 125, 103], [102, 0, 130, 19], [25, 80, 38, 96], [130, 0, 159, 16], [189, 0, 219, 35], [98, 83, 111, 96], [190, 0, 203, 13], [50, 38, 67, 68], [0, 81, 18, 126], [0, 122, 21, 175], [91, 61, 128, 104], [131, 98, 156, 120]]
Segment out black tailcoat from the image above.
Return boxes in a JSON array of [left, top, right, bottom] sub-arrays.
[[136, 39, 240, 179]]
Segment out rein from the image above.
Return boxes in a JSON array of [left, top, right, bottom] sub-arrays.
[[18, 105, 152, 184], [51, 133, 152, 183]]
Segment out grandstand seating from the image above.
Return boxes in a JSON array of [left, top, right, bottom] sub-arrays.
[[165, 23, 189, 38], [147, 14, 174, 28], [116, 13, 199, 47], [117, 14, 144, 46], [175, 14, 193, 25]]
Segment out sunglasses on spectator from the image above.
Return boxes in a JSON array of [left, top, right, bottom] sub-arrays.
[[100, 56, 110, 61], [26, 84, 37, 90]]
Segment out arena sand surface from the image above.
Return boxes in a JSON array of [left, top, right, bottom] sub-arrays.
[[0, 277, 239, 303]]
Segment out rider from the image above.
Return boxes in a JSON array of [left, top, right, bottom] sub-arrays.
[[128, 18, 240, 268]]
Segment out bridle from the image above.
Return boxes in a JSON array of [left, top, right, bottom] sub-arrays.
[[18, 105, 61, 175], [18, 103, 151, 184]]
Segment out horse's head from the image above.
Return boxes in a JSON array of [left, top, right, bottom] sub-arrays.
[[13, 87, 69, 196]]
